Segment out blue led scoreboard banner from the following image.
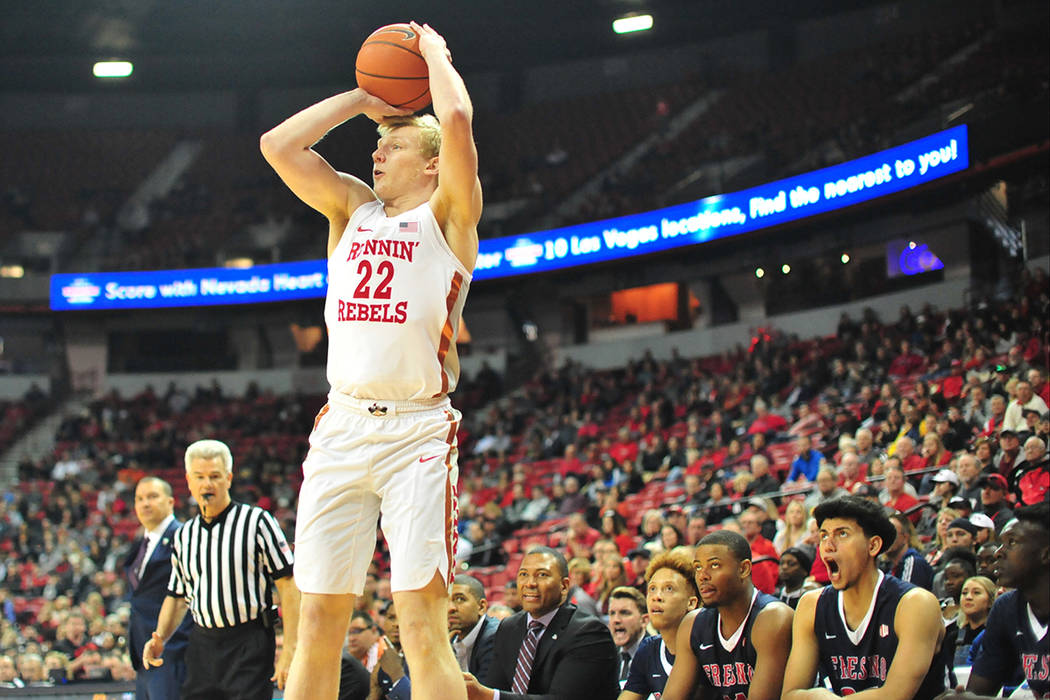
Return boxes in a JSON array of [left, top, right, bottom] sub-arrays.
[[51, 125, 968, 310]]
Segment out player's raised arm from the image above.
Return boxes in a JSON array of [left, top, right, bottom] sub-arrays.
[[412, 22, 482, 265], [260, 90, 409, 232]]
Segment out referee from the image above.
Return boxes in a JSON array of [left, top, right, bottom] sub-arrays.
[[143, 439, 301, 699]]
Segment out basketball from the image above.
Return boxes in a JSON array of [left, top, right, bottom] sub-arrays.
[[355, 23, 431, 111]]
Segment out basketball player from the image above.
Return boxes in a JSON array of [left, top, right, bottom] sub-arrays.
[[782, 497, 947, 699], [661, 530, 794, 700], [260, 22, 481, 700]]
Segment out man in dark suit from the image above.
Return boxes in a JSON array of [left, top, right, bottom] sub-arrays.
[[387, 575, 500, 699], [126, 476, 192, 699], [464, 546, 618, 700], [450, 574, 500, 680]]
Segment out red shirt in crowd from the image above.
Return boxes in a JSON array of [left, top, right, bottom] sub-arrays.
[[747, 535, 779, 594], [885, 492, 920, 523]]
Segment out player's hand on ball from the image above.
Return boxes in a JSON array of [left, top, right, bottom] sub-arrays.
[[355, 90, 413, 124], [143, 631, 165, 668], [411, 22, 452, 63]]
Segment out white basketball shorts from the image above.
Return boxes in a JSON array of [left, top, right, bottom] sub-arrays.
[[294, 391, 460, 595]]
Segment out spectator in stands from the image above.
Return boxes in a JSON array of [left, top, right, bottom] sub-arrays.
[[1009, 435, 1049, 506], [469, 547, 618, 700], [837, 452, 868, 493], [745, 454, 780, 497], [1029, 368, 1050, 405], [565, 513, 601, 556], [638, 510, 665, 549], [607, 586, 649, 685], [973, 437, 995, 473], [879, 463, 919, 522], [685, 514, 708, 546], [956, 453, 984, 506], [854, 428, 878, 467], [737, 510, 778, 594], [774, 500, 809, 554], [517, 485, 551, 525], [974, 542, 999, 581], [952, 575, 997, 668], [620, 550, 699, 700], [982, 394, 1008, 437], [596, 556, 630, 616], [557, 476, 588, 516], [993, 428, 1022, 478], [775, 547, 815, 609], [976, 473, 1013, 533], [346, 611, 386, 673], [1003, 381, 1048, 433], [788, 435, 824, 484], [16, 652, 48, 687], [937, 548, 977, 656], [929, 468, 961, 509], [803, 467, 848, 513], [566, 558, 600, 617], [884, 512, 934, 591], [894, 436, 925, 473], [748, 399, 787, 436], [663, 530, 794, 700]]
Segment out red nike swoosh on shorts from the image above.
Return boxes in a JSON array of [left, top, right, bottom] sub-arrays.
[[419, 455, 441, 463], [357, 226, 373, 232]]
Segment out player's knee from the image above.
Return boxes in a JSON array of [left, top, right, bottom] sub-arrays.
[[298, 594, 353, 636]]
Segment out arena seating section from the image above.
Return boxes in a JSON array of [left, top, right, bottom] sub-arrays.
[[2, 271, 1046, 668]]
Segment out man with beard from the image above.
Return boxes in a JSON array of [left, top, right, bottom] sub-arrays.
[[607, 587, 649, 687], [619, 550, 699, 700], [661, 531, 793, 700], [782, 497, 946, 699]]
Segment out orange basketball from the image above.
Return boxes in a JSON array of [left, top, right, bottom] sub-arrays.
[[355, 23, 431, 111]]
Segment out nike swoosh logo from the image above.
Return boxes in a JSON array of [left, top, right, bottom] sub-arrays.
[[824, 634, 836, 639], [419, 455, 441, 463], [698, 643, 713, 650], [357, 226, 373, 232]]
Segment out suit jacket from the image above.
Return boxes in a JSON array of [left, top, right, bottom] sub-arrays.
[[484, 603, 618, 700], [385, 615, 501, 700], [468, 614, 500, 681], [125, 519, 193, 670]]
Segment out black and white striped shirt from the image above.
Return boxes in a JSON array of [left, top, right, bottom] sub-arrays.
[[167, 501, 294, 629]]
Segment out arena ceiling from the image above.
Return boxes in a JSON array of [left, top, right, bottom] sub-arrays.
[[0, 0, 887, 92]]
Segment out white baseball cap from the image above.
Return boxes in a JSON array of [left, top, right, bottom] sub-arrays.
[[932, 469, 960, 487]]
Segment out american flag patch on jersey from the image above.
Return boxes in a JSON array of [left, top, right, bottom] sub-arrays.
[[879, 624, 889, 637], [399, 221, 419, 233]]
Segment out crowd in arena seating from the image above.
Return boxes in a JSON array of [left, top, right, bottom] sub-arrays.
[[0, 260, 1045, 688]]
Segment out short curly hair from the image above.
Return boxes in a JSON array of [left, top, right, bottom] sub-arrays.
[[644, 549, 699, 599]]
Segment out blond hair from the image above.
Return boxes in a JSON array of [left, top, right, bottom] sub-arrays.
[[377, 114, 441, 159], [184, 439, 233, 474]]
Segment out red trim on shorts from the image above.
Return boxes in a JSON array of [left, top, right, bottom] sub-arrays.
[[312, 403, 330, 431], [443, 410, 460, 585], [434, 272, 464, 397]]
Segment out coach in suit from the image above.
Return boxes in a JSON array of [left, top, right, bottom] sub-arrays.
[[126, 476, 192, 699], [464, 546, 618, 700]]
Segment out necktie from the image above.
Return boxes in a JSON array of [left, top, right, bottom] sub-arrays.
[[129, 537, 149, 589], [511, 621, 544, 694], [619, 650, 631, 682]]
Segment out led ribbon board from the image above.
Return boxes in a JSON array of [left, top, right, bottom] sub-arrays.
[[51, 125, 968, 310]]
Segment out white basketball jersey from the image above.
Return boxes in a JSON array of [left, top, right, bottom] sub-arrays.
[[324, 200, 471, 400]]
